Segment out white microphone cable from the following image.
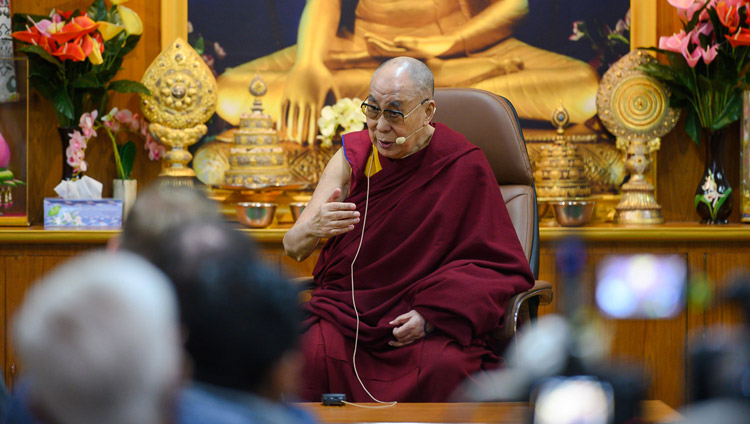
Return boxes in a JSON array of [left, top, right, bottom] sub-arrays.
[[345, 150, 397, 408]]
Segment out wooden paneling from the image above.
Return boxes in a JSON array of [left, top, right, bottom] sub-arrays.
[[2, 230, 749, 408], [0, 257, 4, 380], [0, 243, 101, 389]]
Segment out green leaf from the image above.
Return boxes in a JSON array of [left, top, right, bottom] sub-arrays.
[[12, 13, 50, 32], [108, 80, 151, 95], [695, 194, 710, 209], [714, 187, 733, 218], [119, 34, 141, 57], [117, 141, 136, 179], [53, 87, 75, 122], [17, 46, 63, 70], [71, 74, 102, 89], [685, 108, 701, 144], [87, 0, 108, 21], [640, 62, 679, 83], [712, 91, 742, 130], [194, 36, 205, 55], [28, 75, 57, 102]]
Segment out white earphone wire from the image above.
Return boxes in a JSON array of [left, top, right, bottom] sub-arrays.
[[347, 150, 397, 408]]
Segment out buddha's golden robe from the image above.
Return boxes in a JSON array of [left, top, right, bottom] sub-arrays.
[[217, 0, 599, 143]]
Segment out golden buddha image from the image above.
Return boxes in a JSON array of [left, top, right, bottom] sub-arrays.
[[216, 0, 601, 144]]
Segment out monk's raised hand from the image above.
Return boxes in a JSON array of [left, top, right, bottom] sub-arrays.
[[307, 188, 359, 238], [389, 310, 430, 347]]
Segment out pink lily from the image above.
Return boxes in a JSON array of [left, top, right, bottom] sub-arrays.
[[659, 30, 689, 53], [668, 0, 710, 21], [682, 43, 704, 67], [702, 44, 719, 64], [691, 21, 714, 44]]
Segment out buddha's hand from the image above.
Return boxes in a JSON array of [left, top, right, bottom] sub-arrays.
[[280, 63, 340, 143], [365, 33, 463, 59], [389, 310, 432, 347], [307, 188, 359, 238]]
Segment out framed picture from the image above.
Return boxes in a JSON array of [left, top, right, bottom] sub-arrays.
[[160, 0, 657, 222], [0, 57, 28, 226]]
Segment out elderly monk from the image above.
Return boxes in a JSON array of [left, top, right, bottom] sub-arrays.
[[217, 0, 599, 144], [283, 57, 534, 402]]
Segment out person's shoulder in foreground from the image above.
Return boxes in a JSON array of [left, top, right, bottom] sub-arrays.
[[178, 383, 316, 424]]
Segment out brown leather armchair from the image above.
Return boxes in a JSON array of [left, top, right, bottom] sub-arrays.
[[432, 87, 552, 346], [293, 88, 552, 351]]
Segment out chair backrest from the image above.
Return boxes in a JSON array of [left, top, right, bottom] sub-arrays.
[[433, 88, 539, 278]]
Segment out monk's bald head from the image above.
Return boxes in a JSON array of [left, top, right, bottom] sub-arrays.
[[373, 57, 434, 99]]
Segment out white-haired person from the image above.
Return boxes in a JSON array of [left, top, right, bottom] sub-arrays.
[[6, 251, 183, 424]]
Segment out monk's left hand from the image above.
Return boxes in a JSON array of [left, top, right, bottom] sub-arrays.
[[388, 310, 433, 347]]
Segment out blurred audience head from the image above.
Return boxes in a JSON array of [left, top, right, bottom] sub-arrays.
[[117, 183, 222, 260], [14, 251, 182, 424], [155, 220, 302, 399]]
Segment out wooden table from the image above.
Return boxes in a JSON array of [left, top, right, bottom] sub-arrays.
[[296, 400, 681, 423]]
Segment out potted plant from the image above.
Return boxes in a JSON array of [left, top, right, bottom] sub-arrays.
[[12, 0, 150, 181], [69, 107, 164, 216], [641, 0, 750, 223]]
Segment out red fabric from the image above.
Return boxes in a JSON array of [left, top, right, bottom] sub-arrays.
[[300, 123, 534, 402]]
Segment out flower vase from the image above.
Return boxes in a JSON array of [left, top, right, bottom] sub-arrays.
[[113, 179, 137, 219], [695, 128, 733, 224], [57, 127, 77, 180]]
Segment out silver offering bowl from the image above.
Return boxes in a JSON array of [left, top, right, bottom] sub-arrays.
[[550, 200, 596, 227], [236, 202, 277, 228]]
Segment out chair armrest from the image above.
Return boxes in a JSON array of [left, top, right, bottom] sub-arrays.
[[502, 280, 553, 340], [289, 276, 316, 291], [290, 276, 315, 303]]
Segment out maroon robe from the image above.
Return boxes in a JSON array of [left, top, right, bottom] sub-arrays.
[[300, 123, 534, 402]]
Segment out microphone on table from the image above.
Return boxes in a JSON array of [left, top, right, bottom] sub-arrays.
[[395, 125, 426, 145]]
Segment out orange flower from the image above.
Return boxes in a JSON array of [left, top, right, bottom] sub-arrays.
[[52, 40, 86, 61], [50, 15, 99, 44], [727, 27, 750, 46], [82, 34, 104, 65], [11, 26, 57, 55], [716, 2, 741, 34]]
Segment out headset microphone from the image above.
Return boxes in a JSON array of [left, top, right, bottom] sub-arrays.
[[395, 125, 426, 145]]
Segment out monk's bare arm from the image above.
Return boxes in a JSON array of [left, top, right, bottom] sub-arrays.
[[283, 148, 358, 262]]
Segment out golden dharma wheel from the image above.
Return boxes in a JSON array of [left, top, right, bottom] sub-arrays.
[[596, 50, 679, 140], [139, 38, 217, 129]]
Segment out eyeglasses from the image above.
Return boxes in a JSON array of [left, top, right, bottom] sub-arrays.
[[360, 99, 429, 125]]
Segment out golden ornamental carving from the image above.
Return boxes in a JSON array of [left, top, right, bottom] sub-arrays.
[[223, 75, 293, 189], [534, 104, 592, 200], [140, 38, 216, 128], [596, 49, 680, 224], [139, 38, 217, 184]]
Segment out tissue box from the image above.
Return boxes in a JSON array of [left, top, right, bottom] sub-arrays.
[[43, 198, 123, 229]]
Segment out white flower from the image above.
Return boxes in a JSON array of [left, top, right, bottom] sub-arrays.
[[317, 98, 367, 147]]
